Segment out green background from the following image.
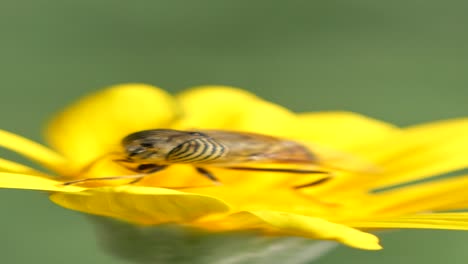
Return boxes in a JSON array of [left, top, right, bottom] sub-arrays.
[[0, 1, 467, 263]]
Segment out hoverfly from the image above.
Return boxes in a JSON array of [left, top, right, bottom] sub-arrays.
[[64, 129, 375, 187]]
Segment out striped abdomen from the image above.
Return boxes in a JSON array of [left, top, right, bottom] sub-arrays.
[[166, 137, 226, 163]]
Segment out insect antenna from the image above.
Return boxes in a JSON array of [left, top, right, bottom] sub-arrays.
[[62, 165, 167, 186], [75, 151, 123, 175], [62, 173, 148, 186]]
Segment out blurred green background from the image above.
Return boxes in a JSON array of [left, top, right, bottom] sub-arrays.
[[0, 1, 467, 263]]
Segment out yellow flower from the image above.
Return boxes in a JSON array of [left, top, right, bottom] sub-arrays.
[[2, 84, 468, 251]]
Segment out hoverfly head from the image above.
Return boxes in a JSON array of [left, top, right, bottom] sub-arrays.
[[121, 129, 205, 163]]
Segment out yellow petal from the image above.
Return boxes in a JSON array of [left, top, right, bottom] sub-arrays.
[[0, 157, 45, 175], [296, 112, 398, 149], [312, 118, 468, 198], [348, 213, 468, 230], [201, 211, 381, 250], [0, 129, 68, 173], [363, 175, 468, 216], [45, 84, 179, 166], [173, 86, 297, 137], [0, 172, 83, 192], [174, 87, 398, 147], [367, 118, 468, 188], [50, 186, 230, 225]]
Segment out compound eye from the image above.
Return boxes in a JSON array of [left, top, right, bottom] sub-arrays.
[[137, 164, 158, 171], [189, 131, 205, 136], [140, 142, 153, 148]]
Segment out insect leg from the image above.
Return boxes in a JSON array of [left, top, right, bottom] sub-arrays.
[[225, 166, 330, 174], [223, 166, 332, 189], [195, 167, 220, 184], [127, 165, 168, 184], [292, 176, 332, 189]]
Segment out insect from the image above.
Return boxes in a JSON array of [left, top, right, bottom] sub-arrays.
[[64, 129, 374, 187]]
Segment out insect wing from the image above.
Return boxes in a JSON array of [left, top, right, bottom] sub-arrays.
[[297, 141, 381, 175], [199, 130, 315, 165]]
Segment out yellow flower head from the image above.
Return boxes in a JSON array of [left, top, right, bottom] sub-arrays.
[[2, 84, 468, 251]]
